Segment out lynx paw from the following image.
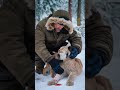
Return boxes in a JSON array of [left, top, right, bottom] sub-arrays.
[[48, 80, 58, 86], [66, 81, 74, 86]]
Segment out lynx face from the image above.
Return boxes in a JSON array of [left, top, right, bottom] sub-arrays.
[[58, 46, 70, 60]]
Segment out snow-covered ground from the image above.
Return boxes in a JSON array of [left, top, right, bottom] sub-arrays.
[[35, 36, 85, 90]]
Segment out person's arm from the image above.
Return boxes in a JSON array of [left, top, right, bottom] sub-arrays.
[[85, 10, 113, 78], [68, 30, 82, 53], [35, 21, 54, 62], [68, 30, 82, 59]]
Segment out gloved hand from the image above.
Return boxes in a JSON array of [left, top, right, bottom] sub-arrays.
[[48, 58, 64, 74], [86, 48, 105, 78], [68, 46, 79, 59]]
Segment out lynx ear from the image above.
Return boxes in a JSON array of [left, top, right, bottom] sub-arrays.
[[52, 51, 56, 54], [62, 42, 68, 46]]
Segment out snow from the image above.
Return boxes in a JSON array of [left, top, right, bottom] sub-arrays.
[[35, 36, 85, 90]]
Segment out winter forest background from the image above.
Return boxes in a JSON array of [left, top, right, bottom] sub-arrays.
[[35, 0, 85, 38], [35, 0, 85, 90]]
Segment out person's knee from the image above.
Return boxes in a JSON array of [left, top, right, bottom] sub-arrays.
[[35, 54, 45, 74]]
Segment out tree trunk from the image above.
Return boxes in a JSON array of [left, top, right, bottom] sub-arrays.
[[68, 0, 72, 21], [77, 0, 81, 26]]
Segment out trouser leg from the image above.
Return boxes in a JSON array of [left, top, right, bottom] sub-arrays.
[[35, 54, 45, 74]]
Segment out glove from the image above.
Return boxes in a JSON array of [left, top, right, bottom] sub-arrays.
[[69, 46, 79, 59], [48, 58, 64, 74], [85, 48, 105, 78]]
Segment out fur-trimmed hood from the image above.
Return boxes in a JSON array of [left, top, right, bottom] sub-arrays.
[[45, 17, 73, 34]]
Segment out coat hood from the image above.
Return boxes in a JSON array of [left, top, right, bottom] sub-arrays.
[[45, 10, 73, 34]]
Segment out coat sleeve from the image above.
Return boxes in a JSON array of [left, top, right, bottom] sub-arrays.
[[85, 11, 113, 78], [0, 3, 34, 87], [68, 30, 82, 53], [35, 22, 54, 62], [86, 11, 113, 66]]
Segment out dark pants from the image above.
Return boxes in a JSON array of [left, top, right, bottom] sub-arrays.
[[35, 53, 45, 74]]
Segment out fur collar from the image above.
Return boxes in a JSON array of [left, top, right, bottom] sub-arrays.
[[45, 17, 73, 34]]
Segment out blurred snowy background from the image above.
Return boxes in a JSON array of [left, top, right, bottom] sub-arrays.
[[35, 0, 85, 38], [35, 0, 85, 90]]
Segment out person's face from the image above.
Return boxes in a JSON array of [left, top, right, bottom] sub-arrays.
[[54, 23, 64, 32]]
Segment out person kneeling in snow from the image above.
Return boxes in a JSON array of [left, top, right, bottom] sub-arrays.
[[35, 10, 82, 76]]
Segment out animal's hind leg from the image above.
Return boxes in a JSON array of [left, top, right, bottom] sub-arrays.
[[50, 66, 55, 78], [66, 72, 77, 86], [43, 63, 50, 76]]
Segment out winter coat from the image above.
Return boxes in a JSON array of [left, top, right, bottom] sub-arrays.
[[85, 8, 113, 89], [85, 10, 113, 77], [0, 0, 34, 88], [86, 10, 113, 65], [35, 10, 82, 62]]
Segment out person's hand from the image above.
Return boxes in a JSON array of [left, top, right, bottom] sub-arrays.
[[68, 46, 79, 59], [48, 58, 64, 74], [86, 48, 104, 78]]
